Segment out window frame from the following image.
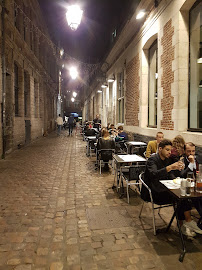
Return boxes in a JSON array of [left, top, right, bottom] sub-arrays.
[[148, 39, 158, 128], [188, 0, 202, 132]]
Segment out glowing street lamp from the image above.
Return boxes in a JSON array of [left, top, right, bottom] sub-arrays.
[[66, 5, 83, 31], [69, 67, 78, 80], [73, 92, 77, 97], [71, 97, 75, 102]]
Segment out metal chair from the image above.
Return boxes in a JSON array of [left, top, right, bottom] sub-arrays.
[[98, 149, 115, 174], [121, 165, 146, 203], [131, 145, 147, 157], [139, 172, 173, 235]]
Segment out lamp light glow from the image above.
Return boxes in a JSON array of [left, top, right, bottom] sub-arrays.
[[71, 97, 75, 102], [66, 5, 83, 31], [97, 90, 102, 93], [136, 10, 146, 19], [73, 92, 77, 97], [70, 67, 78, 80]]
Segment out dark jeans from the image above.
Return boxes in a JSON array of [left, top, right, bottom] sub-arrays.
[[69, 124, 74, 135]]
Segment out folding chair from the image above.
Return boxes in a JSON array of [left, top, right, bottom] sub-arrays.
[[98, 149, 115, 174], [139, 172, 173, 235], [121, 165, 145, 203]]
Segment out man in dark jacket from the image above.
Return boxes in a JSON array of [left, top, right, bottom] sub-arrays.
[[141, 139, 202, 236], [68, 114, 75, 136]]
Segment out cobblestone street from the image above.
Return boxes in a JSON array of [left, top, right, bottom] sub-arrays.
[[0, 132, 202, 270]]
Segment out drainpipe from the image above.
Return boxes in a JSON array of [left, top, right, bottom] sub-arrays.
[[1, 0, 6, 159]]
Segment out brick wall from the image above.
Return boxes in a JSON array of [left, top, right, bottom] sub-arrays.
[[160, 19, 174, 130], [125, 54, 140, 126]]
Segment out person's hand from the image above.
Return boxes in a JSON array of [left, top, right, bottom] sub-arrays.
[[188, 155, 195, 163], [167, 161, 184, 172]]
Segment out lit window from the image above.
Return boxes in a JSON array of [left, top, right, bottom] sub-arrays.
[[189, 0, 202, 130], [148, 40, 158, 127]]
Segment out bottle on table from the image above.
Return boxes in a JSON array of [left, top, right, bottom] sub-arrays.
[[196, 170, 202, 193]]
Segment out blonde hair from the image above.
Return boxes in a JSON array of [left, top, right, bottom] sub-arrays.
[[172, 135, 185, 149]]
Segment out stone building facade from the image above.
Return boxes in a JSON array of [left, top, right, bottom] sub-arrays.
[[82, 0, 202, 148], [0, 0, 59, 156]]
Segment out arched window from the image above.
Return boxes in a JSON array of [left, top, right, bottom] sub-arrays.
[[148, 40, 158, 127], [189, 0, 202, 130]]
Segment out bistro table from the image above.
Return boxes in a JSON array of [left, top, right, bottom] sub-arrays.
[[126, 141, 147, 154], [160, 179, 202, 262], [113, 154, 146, 192]]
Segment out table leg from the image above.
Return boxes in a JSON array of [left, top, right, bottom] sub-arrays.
[[164, 202, 186, 262]]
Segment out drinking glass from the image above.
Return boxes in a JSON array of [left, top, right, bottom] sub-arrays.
[[187, 171, 194, 191]]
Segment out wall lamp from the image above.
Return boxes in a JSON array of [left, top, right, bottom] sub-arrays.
[[108, 75, 115, 83], [101, 83, 108, 88], [136, 9, 146, 20]]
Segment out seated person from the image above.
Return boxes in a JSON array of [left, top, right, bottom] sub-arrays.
[[178, 142, 202, 229], [93, 114, 101, 130], [84, 125, 97, 136], [109, 124, 118, 137], [141, 139, 202, 236], [97, 129, 115, 170], [116, 126, 128, 141], [170, 135, 185, 162], [145, 132, 164, 158]]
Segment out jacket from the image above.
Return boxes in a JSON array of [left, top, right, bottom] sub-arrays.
[[145, 140, 157, 158]]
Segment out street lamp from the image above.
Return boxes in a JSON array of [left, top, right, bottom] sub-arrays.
[[73, 92, 77, 97], [71, 97, 75, 102], [66, 5, 83, 31], [69, 67, 78, 80]]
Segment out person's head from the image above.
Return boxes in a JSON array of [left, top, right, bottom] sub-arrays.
[[156, 132, 164, 144], [96, 114, 99, 119], [110, 124, 115, 129], [58, 114, 61, 117], [101, 129, 109, 138], [172, 135, 185, 156], [118, 126, 123, 132], [158, 139, 172, 159], [184, 142, 196, 157]]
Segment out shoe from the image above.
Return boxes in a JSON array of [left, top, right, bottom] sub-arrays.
[[184, 220, 202, 234], [181, 225, 196, 237]]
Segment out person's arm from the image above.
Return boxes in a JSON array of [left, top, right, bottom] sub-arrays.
[[147, 157, 168, 180], [146, 142, 152, 158]]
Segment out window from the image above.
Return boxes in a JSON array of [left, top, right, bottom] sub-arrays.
[[14, 63, 19, 116], [34, 80, 39, 117], [117, 71, 124, 123], [24, 71, 30, 117], [189, 0, 202, 130], [14, 5, 21, 32], [148, 40, 158, 127]]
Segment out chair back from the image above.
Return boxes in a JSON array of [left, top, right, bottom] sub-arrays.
[[132, 146, 147, 157], [129, 165, 145, 181], [99, 149, 114, 161]]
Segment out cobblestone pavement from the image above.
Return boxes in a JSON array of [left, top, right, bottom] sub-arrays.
[[0, 131, 202, 270]]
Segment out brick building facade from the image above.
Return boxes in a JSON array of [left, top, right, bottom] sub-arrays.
[[82, 0, 202, 148], [0, 0, 59, 156]]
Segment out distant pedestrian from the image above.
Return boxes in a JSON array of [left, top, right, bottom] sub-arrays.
[[68, 114, 74, 136], [56, 114, 63, 136]]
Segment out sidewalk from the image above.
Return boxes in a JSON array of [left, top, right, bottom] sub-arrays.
[[0, 131, 201, 270]]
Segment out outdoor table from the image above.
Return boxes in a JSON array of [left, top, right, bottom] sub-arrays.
[[126, 141, 147, 154], [160, 180, 202, 262], [112, 154, 146, 192]]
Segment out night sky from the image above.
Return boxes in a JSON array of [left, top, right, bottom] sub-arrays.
[[38, 0, 137, 63]]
